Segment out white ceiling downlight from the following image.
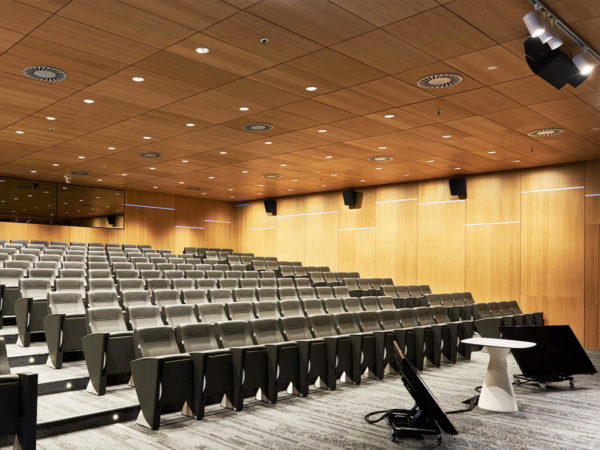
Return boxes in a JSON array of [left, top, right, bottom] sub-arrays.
[[367, 155, 394, 162], [417, 73, 462, 89], [242, 123, 273, 132], [23, 66, 67, 82], [527, 128, 564, 137]]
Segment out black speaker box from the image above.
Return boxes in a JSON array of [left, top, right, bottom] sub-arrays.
[[342, 190, 357, 207], [264, 199, 277, 215], [449, 178, 467, 197]]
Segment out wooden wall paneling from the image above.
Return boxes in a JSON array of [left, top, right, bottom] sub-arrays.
[[465, 171, 521, 301], [69, 226, 110, 245], [520, 163, 586, 342], [275, 196, 306, 263], [374, 183, 418, 283], [304, 192, 339, 271], [584, 160, 600, 348], [174, 196, 205, 253], [0, 222, 29, 241], [237, 201, 275, 257], [203, 199, 235, 250], [27, 223, 70, 244]]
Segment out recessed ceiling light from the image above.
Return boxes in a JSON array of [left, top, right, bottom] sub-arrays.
[[143, 136, 151, 140], [228, 188, 233, 191], [487, 65, 498, 70], [181, 160, 189, 163], [83, 99, 94, 104], [78, 155, 85, 159], [384, 114, 395, 119], [15, 130, 24, 134], [195, 47, 210, 54], [417, 73, 463, 89], [219, 151, 227, 155], [265, 141, 272, 145], [321, 184, 327, 187], [30, 170, 37, 173], [95, 196, 100, 199], [208, 176, 214, 179], [426, 159, 435, 163], [258, 184, 265, 187], [488, 150, 497, 154], [241, 170, 248, 174], [178, 181, 185, 184], [288, 188, 293, 191], [153, 186, 158, 189], [52, 163, 59, 167], [230, 196, 235, 199], [527, 128, 564, 137], [330, 173, 337, 177], [305, 86, 317, 91], [512, 160, 521, 163], [121, 173, 127, 176], [46, 116, 56, 121], [367, 155, 393, 162], [292, 179, 298, 182], [592, 127, 600, 131], [149, 167, 156, 170], [378, 146, 387, 150], [186, 123, 195, 127], [325, 155, 333, 159], [239, 106, 249, 111], [454, 167, 462, 170], [360, 179, 366, 182], [442, 135, 452, 139], [280, 163, 287, 167], [132, 76, 144, 82], [258, 193, 263, 195], [201, 192, 206, 195], [318, 129, 327, 133], [97, 178, 103, 182], [107, 146, 116, 150], [376, 167, 383, 170]]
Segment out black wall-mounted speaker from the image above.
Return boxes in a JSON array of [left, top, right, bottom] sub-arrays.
[[107, 215, 116, 226], [449, 177, 467, 197], [342, 190, 357, 207], [264, 199, 277, 215]]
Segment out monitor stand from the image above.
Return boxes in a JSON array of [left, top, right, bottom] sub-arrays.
[[513, 373, 575, 389]]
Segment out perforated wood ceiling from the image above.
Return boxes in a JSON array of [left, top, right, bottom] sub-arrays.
[[0, 0, 599, 201]]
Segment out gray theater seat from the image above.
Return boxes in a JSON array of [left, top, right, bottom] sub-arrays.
[[44, 292, 87, 368]]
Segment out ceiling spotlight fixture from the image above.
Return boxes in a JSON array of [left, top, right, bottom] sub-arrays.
[[15, 130, 24, 134], [242, 122, 273, 132], [30, 170, 37, 173], [139, 151, 161, 158], [208, 176, 214, 179], [513, 160, 521, 163], [454, 167, 462, 170], [97, 179, 103, 182], [46, 116, 56, 121], [143, 136, 152, 140], [186, 123, 195, 127], [442, 135, 452, 139], [288, 188, 293, 191], [258, 184, 264, 187], [132, 76, 144, 82], [121, 173, 127, 176], [538, 30, 553, 44], [280, 163, 287, 167], [153, 186, 158, 189], [403, 173, 410, 177], [83, 99, 94, 104], [321, 184, 327, 187], [523, 11, 545, 38], [360, 179, 366, 182], [52, 163, 59, 167], [195, 47, 210, 54], [78, 155, 85, 159], [149, 167, 156, 170], [572, 52, 594, 75], [527, 128, 564, 137], [178, 181, 185, 184], [262, 174, 281, 179], [330, 173, 337, 177], [378, 146, 387, 150], [417, 73, 463, 89], [317, 129, 327, 133], [219, 151, 227, 155], [548, 36, 564, 50], [305, 86, 317, 92], [228, 188, 233, 191], [375, 167, 383, 170], [367, 155, 394, 162], [292, 179, 298, 182], [384, 114, 395, 119], [241, 170, 248, 174]]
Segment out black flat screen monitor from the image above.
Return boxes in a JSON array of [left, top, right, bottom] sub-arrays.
[[393, 343, 457, 435], [500, 325, 597, 378]]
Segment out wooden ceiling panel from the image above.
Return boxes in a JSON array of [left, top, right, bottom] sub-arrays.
[[384, 7, 495, 60], [352, 77, 435, 108], [445, 87, 520, 115], [444, 116, 508, 136], [221, 109, 321, 137], [331, 117, 400, 137], [204, 11, 322, 63], [213, 78, 303, 108], [400, 98, 475, 122], [249, 65, 343, 97], [492, 76, 573, 105], [247, 0, 375, 46], [313, 88, 394, 115], [329, 0, 437, 27], [0, 27, 24, 53], [407, 123, 471, 142], [484, 107, 562, 134], [332, 30, 435, 75], [570, 17, 600, 55], [58, 0, 194, 48], [1, 0, 50, 34], [363, 109, 434, 130], [530, 97, 599, 123], [277, 99, 354, 123]]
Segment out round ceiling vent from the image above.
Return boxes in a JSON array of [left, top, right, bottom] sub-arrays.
[[139, 151, 161, 158], [367, 155, 394, 162], [185, 186, 202, 191], [23, 66, 67, 82], [417, 73, 462, 89], [242, 123, 274, 132], [70, 171, 88, 176], [262, 174, 281, 179], [527, 128, 564, 137]]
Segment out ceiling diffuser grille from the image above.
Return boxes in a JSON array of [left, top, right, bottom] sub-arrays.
[[367, 155, 394, 162], [417, 73, 462, 89], [242, 123, 273, 132], [23, 66, 67, 82], [527, 128, 564, 137]]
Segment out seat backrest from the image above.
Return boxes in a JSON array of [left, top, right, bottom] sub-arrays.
[[508, 300, 523, 314], [395, 286, 410, 298], [147, 279, 170, 291], [357, 278, 372, 289], [333, 312, 361, 335], [451, 292, 466, 305], [316, 286, 333, 298], [322, 298, 345, 314], [185, 270, 205, 280], [118, 278, 144, 291], [197, 279, 218, 290], [463, 292, 475, 304], [488, 302, 503, 317], [48, 291, 85, 315], [88, 262, 110, 270], [87, 307, 128, 333], [333, 286, 349, 297], [360, 296, 380, 311], [397, 309, 420, 327], [302, 299, 325, 316], [122, 290, 152, 307], [259, 278, 276, 288], [355, 311, 382, 332], [128, 306, 163, 330], [239, 278, 258, 289], [27, 268, 55, 281], [308, 314, 338, 338], [431, 306, 453, 324], [419, 285, 432, 295], [378, 296, 394, 310], [234, 288, 256, 302], [87, 291, 120, 308], [226, 302, 256, 321], [250, 318, 285, 344], [88, 269, 112, 279], [182, 289, 208, 305], [5, 261, 29, 271], [176, 323, 220, 352], [55, 278, 85, 295], [112, 262, 134, 271], [219, 279, 238, 289], [277, 278, 294, 288], [260, 270, 276, 279], [440, 293, 454, 306], [425, 294, 442, 306], [297, 287, 317, 300], [163, 304, 196, 326], [177, 263, 194, 271], [414, 307, 436, 326], [244, 270, 259, 279], [62, 262, 85, 270], [19, 278, 51, 300], [115, 269, 139, 280], [278, 287, 298, 300], [135, 326, 180, 357], [253, 301, 280, 319], [156, 263, 176, 272], [140, 270, 162, 280], [206, 270, 224, 279], [279, 300, 304, 317], [196, 303, 228, 323], [257, 288, 277, 301], [208, 289, 233, 303], [153, 289, 181, 307], [217, 320, 254, 347], [377, 310, 401, 330], [342, 297, 363, 312], [226, 270, 242, 279], [279, 316, 313, 340], [195, 263, 212, 271], [173, 279, 195, 290]]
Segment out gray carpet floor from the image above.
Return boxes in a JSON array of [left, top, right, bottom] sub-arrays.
[[20, 350, 599, 450]]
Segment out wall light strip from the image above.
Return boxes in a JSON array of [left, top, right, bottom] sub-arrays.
[[466, 221, 520, 227], [376, 198, 418, 204], [417, 200, 466, 206], [235, 203, 250, 207], [204, 219, 231, 224], [277, 210, 338, 218], [521, 186, 585, 194], [125, 203, 175, 211], [338, 227, 376, 231], [175, 225, 205, 230], [248, 227, 276, 231], [585, 193, 600, 197]]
